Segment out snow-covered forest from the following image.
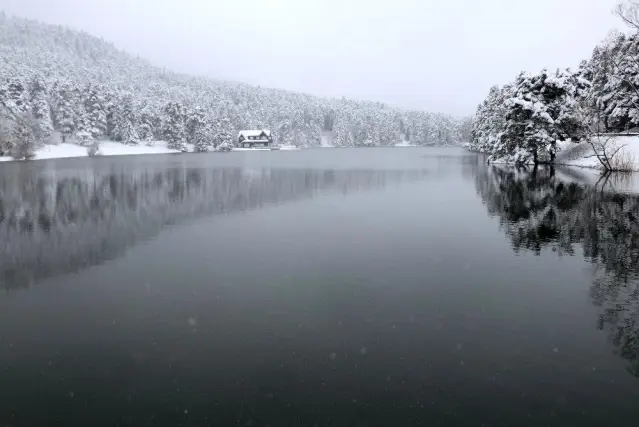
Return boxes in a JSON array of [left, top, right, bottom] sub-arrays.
[[469, 2, 639, 166], [0, 13, 471, 159]]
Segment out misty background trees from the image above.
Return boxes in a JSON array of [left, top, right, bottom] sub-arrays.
[[0, 13, 471, 157]]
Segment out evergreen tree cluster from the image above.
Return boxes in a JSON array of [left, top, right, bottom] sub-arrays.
[[470, 27, 639, 164], [0, 13, 469, 157]]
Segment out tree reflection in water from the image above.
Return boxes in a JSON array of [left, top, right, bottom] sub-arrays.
[[0, 162, 426, 291], [475, 164, 639, 377]]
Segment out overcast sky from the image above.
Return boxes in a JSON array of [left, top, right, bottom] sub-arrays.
[[0, 0, 625, 115]]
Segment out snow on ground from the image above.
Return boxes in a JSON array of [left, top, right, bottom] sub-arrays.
[[394, 140, 417, 147], [552, 136, 639, 194], [278, 145, 301, 151], [0, 141, 303, 162], [556, 136, 639, 171], [0, 140, 183, 162]]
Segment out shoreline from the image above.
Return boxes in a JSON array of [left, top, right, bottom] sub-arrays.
[[470, 136, 639, 173], [0, 141, 306, 162]]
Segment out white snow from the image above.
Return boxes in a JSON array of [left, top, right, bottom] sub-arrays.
[[320, 130, 334, 148], [0, 140, 185, 162], [238, 129, 272, 138], [557, 136, 639, 171], [394, 140, 417, 147], [0, 141, 307, 161]]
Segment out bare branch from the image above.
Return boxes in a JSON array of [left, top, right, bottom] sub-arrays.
[[609, 143, 628, 159], [615, 1, 639, 30]]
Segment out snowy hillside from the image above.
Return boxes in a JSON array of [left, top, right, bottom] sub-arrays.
[[0, 13, 471, 159]]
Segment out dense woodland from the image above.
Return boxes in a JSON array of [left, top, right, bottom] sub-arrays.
[[470, 2, 639, 165], [0, 13, 471, 159]]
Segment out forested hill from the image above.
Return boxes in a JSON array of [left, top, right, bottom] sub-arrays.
[[0, 12, 471, 155]]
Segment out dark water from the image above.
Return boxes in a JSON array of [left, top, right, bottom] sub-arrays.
[[0, 148, 638, 427]]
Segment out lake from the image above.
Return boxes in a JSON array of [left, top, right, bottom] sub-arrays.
[[0, 147, 638, 427]]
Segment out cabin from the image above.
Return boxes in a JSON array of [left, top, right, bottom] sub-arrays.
[[238, 130, 273, 148]]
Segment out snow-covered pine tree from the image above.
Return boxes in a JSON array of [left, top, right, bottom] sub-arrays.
[[29, 76, 53, 140], [500, 72, 544, 163], [138, 106, 157, 143], [471, 84, 513, 154], [0, 81, 13, 154], [54, 84, 77, 143], [118, 94, 139, 145], [604, 32, 639, 131], [5, 78, 30, 115], [277, 118, 294, 146], [303, 109, 321, 146], [549, 68, 590, 158], [11, 112, 44, 160], [212, 117, 233, 148], [74, 103, 94, 146], [187, 107, 213, 152], [498, 69, 588, 164], [163, 101, 187, 151], [105, 98, 118, 140], [84, 85, 107, 139]]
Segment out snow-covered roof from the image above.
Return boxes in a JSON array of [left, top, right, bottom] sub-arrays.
[[238, 129, 271, 138]]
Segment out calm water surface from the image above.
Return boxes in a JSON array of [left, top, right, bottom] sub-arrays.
[[0, 147, 638, 426]]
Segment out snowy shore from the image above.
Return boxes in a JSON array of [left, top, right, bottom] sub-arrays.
[[394, 140, 418, 147], [481, 136, 639, 172], [555, 136, 639, 172], [0, 141, 303, 162], [0, 141, 186, 162]]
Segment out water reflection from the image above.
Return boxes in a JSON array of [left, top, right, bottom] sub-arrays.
[[0, 162, 426, 290], [475, 164, 639, 377]]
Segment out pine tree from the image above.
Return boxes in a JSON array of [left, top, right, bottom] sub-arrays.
[[5, 78, 29, 115], [55, 84, 76, 142], [212, 117, 233, 148], [84, 85, 107, 139], [11, 113, 44, 159], [29, 76, 53, 140], [74, 104, 94, 146], [163, 102, 186, 151], [187, 107, 215, 151], [138, 107, 156, 143], [187, 108, 213, 152], [498, 69, 588, 164], [118, 94, 139, 145], [277, 118, 294, 146], [105, 99, 118, 140]]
